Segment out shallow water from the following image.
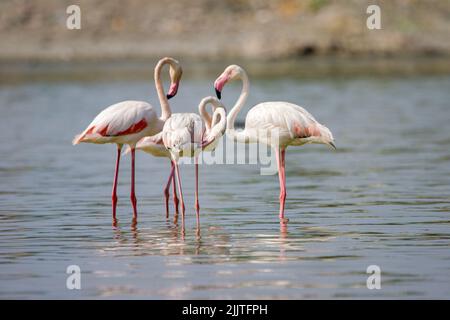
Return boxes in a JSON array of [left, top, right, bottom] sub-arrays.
[[0, 71, 449, 299]]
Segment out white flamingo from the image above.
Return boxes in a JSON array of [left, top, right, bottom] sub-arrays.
[[129, 95, 226, 221], [73, 57, 182, 222], [214, 65, 335, 224], [162, 96, 227, 229]]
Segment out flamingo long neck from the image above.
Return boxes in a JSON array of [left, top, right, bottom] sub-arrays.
[[198, 97, 214, 131], [199, 97, 227, 142], [226, 71, 250, 143], [210, 108, 227, 138], [154, 58, 173, 121]]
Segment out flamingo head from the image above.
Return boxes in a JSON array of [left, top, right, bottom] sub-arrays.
[[214, 65, 243, 100], [167, 63, 183, 99]]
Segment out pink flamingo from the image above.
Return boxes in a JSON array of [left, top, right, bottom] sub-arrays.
[[130, 95, 225, 222], [214, 65, 335, 224], [72, 57, 182, 222], [162, 96, 227, 229]]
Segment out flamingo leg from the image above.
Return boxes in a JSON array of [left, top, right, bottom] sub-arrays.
[[172, 167, 180, 215], [276, 148, 287, 222], [194, 156, 200, 229], [174, 161, 185, 227], [112, 144, 122, 223], [130, 147, 138, 218], [163, 162, 176, 219]]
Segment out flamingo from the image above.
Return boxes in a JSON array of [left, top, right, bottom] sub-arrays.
[[214, 65, 335, 224], [129, 95, 226, 221], [72, 57, 182, 222], [162, 96, 227, 229]]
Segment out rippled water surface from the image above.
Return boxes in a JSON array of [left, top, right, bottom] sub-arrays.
[[0, 70, 449, 299]]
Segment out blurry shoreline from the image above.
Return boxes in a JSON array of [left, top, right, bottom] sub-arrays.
[[1, 56, 449, 84], [1, 0, 449, 73]]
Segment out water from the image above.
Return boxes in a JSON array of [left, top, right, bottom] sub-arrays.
[[0, 69, 449, 299]]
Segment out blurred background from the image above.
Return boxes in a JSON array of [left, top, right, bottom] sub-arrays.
[[0, 0, 450, 299], [1, 0, 449, 80]]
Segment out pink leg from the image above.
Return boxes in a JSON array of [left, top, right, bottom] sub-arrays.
[[163, 162, 175, 219], [276, 149, 287, 222], [172, 169, 179, 215], [172, 173, 179, 224], [194, 156, 200, 229], [130, 147, 137, 218], [112, 144, 122, 223], [174, 161, 185, 228]]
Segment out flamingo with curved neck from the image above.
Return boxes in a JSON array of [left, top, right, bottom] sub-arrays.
[[73, 57, 182, 223], [162, 96, 226, 231], [126, 57, 185, 220], [154, 57, 182, 120], [132, 96, 225, 223], [214, 65, 335, 224]]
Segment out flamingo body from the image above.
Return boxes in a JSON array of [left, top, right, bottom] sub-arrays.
[[73, 101, 161, 146], [243, 102, 334, 148], [162, 113, 204, 159]]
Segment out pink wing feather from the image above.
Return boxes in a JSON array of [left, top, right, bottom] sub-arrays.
[[73, 100, 156, 145]]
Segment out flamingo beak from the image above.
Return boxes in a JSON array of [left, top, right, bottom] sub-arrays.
[[166, 81, 179, 100], [214, 75, 227, 100], [329, 141, 337, 150]]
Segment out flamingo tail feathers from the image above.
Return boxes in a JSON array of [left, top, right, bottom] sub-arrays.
[[72, 133, 84, 145]]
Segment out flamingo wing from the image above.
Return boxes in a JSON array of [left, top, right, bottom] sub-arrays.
[[73, 101, 157, 144]]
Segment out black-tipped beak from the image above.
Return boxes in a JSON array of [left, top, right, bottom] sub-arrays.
[[215, 88, 221, 100], [329, 141, 337, 150], [166, 94, 174, 100]]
